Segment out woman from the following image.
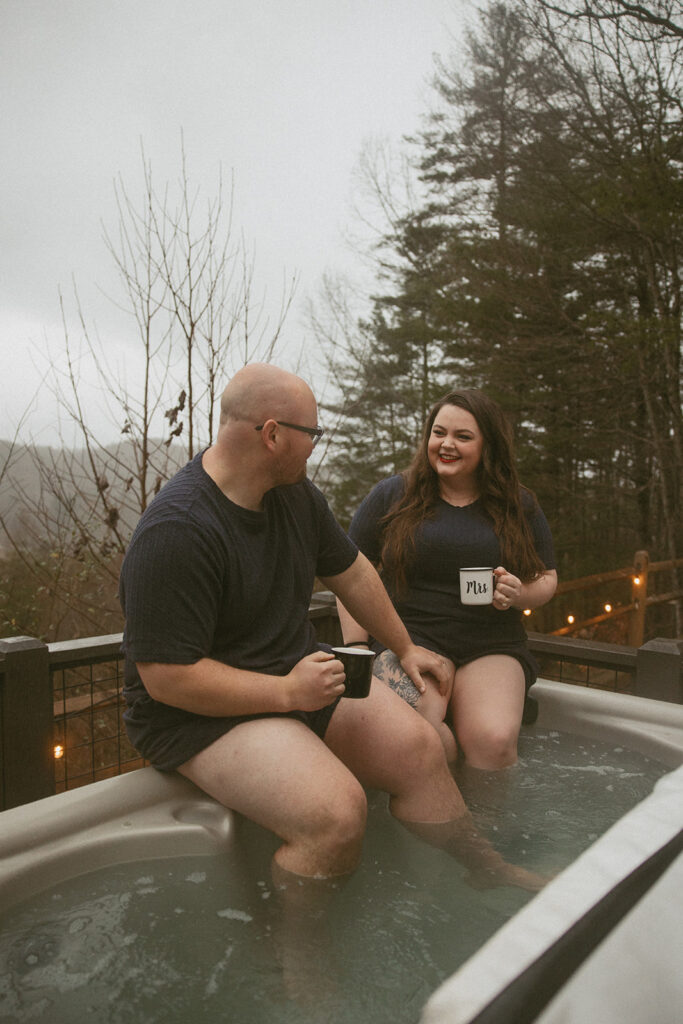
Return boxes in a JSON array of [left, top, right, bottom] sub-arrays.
[[337, 389, 557, 770]]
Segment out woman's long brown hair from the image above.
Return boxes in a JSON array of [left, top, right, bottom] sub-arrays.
[[379, 390, 547, 593]]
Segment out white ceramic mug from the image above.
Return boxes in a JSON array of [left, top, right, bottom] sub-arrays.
[[459, 567, 495, 605]]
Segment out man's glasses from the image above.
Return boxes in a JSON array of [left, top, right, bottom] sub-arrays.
[[255, 421, 325, 448]]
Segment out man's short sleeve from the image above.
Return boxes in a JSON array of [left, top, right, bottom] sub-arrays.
[[305, 480, 358, 577], [120, 519, 223, 666]]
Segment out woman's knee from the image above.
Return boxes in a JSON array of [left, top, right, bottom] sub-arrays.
[[458, 722, 519, 770]]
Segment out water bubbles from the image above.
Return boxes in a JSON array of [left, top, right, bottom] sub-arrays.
[[67, 917, 89, 935], [204, 944, 234, 997], [216, 908, 253, 923], [9, 931, 60, 975]]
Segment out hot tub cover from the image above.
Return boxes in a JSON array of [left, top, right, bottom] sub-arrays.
[[421, 765, 683, 1024]]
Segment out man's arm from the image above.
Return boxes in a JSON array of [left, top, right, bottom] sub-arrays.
[[320, 552, 454, 695], [138, 650, 346, 717]]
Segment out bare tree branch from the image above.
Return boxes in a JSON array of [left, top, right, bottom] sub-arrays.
[[534, 0, 683, 38]]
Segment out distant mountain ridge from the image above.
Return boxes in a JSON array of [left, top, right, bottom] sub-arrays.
[[0, 438, 187, 553]]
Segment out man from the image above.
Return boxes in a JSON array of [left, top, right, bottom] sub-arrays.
[[120, 363, 540, 888]]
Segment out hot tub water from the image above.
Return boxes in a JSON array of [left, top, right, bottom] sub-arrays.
[[0, 729, 669, 1024]]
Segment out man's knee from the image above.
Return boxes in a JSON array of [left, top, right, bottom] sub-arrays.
[[308, 778, 368, 850], [402, 714, 450, 775]]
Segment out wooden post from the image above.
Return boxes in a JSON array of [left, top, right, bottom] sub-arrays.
[[309, 591, 343, 646], [634, 637, 683, 703], [628, 550, 649, 648], [0, 636, 54, 810]]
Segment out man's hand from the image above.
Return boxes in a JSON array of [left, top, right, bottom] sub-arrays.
[[398, 646, 455, 698], [284, 651, 346, 711]]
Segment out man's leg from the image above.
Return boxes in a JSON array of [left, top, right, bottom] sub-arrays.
[[177, 716, 367, 878], [324, 679, 466, 823]]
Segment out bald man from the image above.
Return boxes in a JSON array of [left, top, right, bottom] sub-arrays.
[[119, 364, 540, 888]]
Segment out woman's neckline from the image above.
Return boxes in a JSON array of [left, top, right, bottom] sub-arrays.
[[439, 493, 480, 509]]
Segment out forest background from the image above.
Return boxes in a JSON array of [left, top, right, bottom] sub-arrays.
[[1, 0, 681, 645]]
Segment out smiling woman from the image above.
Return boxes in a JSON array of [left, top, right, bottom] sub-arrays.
[[427, 404, 484, 504], [337, 388, 558, 768]]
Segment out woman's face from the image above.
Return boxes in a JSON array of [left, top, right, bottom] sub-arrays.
[[427, 403, 484, 491]]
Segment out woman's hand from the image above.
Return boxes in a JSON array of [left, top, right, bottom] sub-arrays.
[[493, 566, 558, 611], [492, 566, 523, 611]]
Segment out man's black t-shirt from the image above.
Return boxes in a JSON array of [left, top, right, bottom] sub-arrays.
[[119, 452, 358, 767]]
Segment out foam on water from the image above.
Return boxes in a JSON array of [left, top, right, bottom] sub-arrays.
[[0, 729, 668, 1024]]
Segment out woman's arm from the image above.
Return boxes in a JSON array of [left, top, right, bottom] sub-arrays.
[[336, 597, 370, 647]]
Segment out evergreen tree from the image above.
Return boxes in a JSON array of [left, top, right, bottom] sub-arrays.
[[322, 0, 682, 582]]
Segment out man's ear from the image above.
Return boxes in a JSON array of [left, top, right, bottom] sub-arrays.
[[259, 418, 280, 451]]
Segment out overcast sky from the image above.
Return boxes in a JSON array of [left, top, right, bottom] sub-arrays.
[[1, 0, 471, 445]]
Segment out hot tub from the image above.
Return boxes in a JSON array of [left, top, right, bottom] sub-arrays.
[[421, 680, 683, 1024], [1, 680, 682, 1023]]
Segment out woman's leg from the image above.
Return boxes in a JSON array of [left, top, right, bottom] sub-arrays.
[[449, 655, 525, 770], [373, 649, 457, 762]]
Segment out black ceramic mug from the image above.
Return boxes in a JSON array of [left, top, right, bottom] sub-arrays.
[[331, 646, 376, 699]]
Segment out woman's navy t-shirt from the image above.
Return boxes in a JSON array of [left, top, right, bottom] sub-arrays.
[[348, 475, 556, 659]]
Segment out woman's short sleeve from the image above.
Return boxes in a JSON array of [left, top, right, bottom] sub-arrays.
[[348, 476, 404, 563]]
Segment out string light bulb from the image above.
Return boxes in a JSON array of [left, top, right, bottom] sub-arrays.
[[567, 614, 575, 625], [633, 576, 641, 586], [54, 744, 64, 760], [604, 603, 612, 613], [523, 608, 532, 617]]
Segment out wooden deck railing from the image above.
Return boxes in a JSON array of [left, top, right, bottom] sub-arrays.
[[1, 592, 681, 812], [525, 551, 683, 645]]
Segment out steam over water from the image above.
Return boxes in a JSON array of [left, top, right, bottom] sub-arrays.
[[0, 729, 669, 1024]]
